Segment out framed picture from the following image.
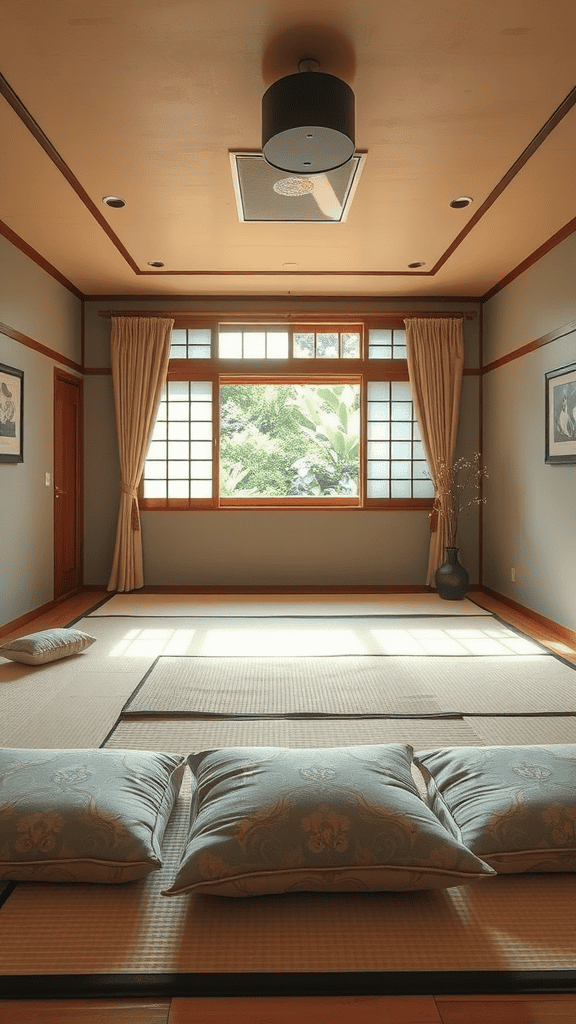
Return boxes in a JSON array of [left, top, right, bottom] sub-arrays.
[[0, 362, 24, 464], [545, 360, 576, 464]]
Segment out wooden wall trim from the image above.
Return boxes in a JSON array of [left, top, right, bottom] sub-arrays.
[[480, 586, 576, 647], [0, 320, 83, 374], [481, 214, 576, 303], [0, 218, 84, 300], [97, 309, 479, 320], [482, 318, 576, 374], [0, 600, 55, 638]]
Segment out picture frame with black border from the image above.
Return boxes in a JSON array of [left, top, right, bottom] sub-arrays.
[[545, 360, 576, 465], [0, 362, 23, 464]]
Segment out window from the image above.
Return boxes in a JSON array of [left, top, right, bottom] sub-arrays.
[[142, 319, 434, 509]]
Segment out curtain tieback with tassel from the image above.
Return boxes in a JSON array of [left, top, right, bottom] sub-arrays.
[[120, 481, 140, 531]]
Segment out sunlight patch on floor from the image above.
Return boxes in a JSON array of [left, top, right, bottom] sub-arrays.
[[197, 628, 369, 656], [109, 628, 196, 657]]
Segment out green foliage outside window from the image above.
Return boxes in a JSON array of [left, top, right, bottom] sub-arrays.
[[220, 384, 360, 497]]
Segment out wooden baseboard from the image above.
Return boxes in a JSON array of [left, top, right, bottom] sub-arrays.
[[480, 586, 576, 646], [132, 584, 435, 595], [0, 599, 55, 638]]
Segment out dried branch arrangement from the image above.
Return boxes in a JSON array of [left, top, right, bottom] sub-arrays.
[[430, 452, 488, 547]]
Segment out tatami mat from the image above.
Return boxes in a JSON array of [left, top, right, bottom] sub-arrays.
[[1, 770, 575, 978], [122, 652, 575, 718], [462, 716, 576, 745], [107, 715, 487, 754], [91, 593, 492, 618], [123, 656, 446, 717], [74, 613, 542, 658]]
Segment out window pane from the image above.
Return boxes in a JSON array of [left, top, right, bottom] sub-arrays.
[[391, 402, 412, 421], [190, 328, 211, 347], [168, 480, 190, 498], [367, 441, 390, 460], [220, 383, 359, 497], [367, 421, 390, 440], [316, 333, 338, 358], [391, 480, 411, 498], [294, 333, 314, 358], [144, 462, 166, 480], [190, 481, 212, 498], [391, 441, 412, 459], [391, 421, 411, 440], [413, 478, 435, 498], [266, 331, 289, 358], [147, 441, 167, 459], [368, 382, 390, 400], [391, 461, 411, 479], [244, 331, 266, 359], [190, 461, 212, 479], [391, 381, 411, 401], [341, 332, 360, 357], [168, 441, 189, 459], [190, 421, 212, 440], [191, 381, 212, 398], [368, 461, 389, 478], [190, 441, 212, 459], [143, 480, 167, 498], [168, 421, 190, 440], [219, 332, 242, 358], [368, 402, 390, 421], [369, 346, 392, 360], [168, 381, 189, 400], [190, 400, 212, 420], [144, 381, 213, 503], [367, 479, 389, 498], [170, 346, 186, 359], [168, 461, 190, 479], [151, 421, 167, 441]]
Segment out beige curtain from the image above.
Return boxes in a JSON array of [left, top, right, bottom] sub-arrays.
[[107, 316, 174, 592], [404, 317, 464, 585]]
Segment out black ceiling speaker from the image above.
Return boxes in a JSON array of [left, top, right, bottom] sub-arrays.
[[262, 60, 355, 175]]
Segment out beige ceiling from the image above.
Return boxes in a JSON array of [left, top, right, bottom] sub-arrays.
[[1, 0, 575, 299]]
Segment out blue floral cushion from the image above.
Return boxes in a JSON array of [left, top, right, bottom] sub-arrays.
[[414, 744, 576, 873], [163, 744, 494, 897], [0, 748, 185, 882]]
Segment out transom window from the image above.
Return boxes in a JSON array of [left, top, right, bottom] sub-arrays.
[[142, 318, 434, 509]]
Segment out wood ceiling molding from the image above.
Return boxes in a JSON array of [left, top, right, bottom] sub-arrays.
[[0, 320, 83, 374], [0, 71, 138, 276], [0, 218, 84, 300], [481, 213, 576, 303]]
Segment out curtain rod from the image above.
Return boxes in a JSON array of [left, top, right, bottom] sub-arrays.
[[98, 310, 477, 320]]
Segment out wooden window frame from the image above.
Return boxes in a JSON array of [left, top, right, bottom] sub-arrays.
[[139, 317, 435, 513]]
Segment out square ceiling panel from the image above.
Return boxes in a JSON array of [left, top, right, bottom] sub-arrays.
[[230, 151, 366, 223]]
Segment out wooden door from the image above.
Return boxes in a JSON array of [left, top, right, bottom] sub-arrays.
[[54, 369, 83, 601]]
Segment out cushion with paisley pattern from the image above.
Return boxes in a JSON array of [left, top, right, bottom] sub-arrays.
[[0, 748, 185, 883], [162, 744, 494, 897], [414, 744, 576, 873]]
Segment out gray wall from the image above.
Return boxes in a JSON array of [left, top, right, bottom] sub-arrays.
[[0, 234, 82, 626], [84, 297, 481, 587], [482, 232, 576, 630]]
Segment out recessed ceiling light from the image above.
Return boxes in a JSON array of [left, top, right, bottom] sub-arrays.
[[102, 196, 125, 208], [450, 196, 473, 209], [282, 262, 298, 268], [408, 261, 426, 268], [147, 261, 164, 267]]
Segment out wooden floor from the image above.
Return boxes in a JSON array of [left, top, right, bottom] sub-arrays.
[[1, 587, 576, 1023]]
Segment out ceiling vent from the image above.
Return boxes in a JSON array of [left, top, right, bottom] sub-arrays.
[[230, 151, 365, 223], [262, 60, 355, 175]]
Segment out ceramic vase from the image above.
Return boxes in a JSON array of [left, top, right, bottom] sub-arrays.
[[435, 546, 469, 600]]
